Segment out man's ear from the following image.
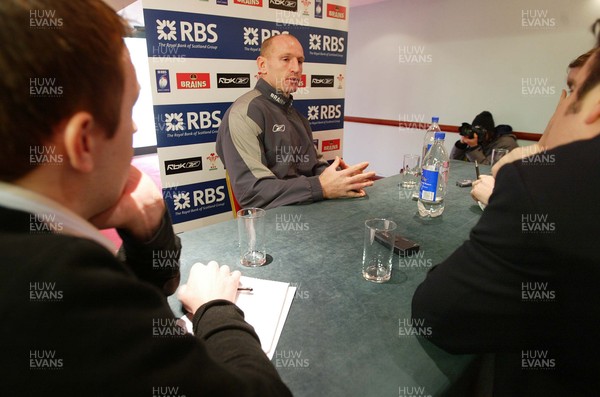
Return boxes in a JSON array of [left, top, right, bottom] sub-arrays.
[[257, 56, 267, 76], [584, 98, 600, 125], [62, 112, 96, 173]]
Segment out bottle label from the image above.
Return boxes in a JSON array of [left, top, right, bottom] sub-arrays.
[[420, 169, 438, 201]]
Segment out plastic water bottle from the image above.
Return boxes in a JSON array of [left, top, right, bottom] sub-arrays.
[[418, 132, 449, 217], [421, 117, 440, 162]]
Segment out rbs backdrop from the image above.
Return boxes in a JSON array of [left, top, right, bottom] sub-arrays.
[[143, 0, 349, 232]]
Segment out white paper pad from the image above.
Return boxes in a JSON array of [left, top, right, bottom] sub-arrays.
[[181, 276, 295, 360]]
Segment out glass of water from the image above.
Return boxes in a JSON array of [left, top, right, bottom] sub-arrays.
[[400, 154, 421, 189], [491, 148, 509, 167]]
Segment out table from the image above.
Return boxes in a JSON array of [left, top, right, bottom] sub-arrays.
[[171, 160, 488, 397]]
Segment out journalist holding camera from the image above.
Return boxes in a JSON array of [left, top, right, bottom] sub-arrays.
[[450, 110, 518, 165]]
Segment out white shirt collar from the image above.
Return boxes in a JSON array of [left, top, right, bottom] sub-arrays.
[[0, 181, 116, 253]]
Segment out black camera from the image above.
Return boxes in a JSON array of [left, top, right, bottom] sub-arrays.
[[459, 122, 487, 139]]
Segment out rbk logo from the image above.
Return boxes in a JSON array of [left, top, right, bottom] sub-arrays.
[[272, 124, 286, 133]]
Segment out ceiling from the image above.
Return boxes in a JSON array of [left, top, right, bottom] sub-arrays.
[[104, 0, 390, 13], [348, 0, 388, 7], [104, 0, 389, 29]]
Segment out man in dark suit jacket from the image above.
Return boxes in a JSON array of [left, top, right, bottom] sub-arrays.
[[0, 1, 291, 396], [412, 48, 600, 396]]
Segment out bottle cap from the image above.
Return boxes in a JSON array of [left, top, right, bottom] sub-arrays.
[[434, 132, 445, 140], [432, 117, 439, 123]]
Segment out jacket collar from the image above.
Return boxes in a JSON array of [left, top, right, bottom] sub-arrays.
[[256, 78, 294, 109]]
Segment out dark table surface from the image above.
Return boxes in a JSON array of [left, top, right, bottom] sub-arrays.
[[171, 160, 488, 397]]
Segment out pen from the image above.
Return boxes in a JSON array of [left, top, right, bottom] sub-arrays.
[[475, 161, 480, 179], [237, 287, 253, 291]]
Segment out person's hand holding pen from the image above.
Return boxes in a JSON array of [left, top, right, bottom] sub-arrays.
[[471, 161, 495, 206], [178, 261, 241, 314]]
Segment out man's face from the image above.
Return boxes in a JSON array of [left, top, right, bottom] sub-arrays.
[[257, 35, 304, 96], [94, 49, 140, 211]]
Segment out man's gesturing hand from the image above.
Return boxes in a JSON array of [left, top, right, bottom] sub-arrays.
[[319, 156, 376, 199]]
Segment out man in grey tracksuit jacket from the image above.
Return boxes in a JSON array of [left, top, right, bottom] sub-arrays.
[[216, 34, 374, 210], [216, 78, 328, 209]]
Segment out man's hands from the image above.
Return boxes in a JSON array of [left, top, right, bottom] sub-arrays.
[[319, 156, 375, 199], [538, 89, 568, 148], [90, 165, 165, 241], [461, 134, 479, 148], [470, 175, 495, 205], [178, 261, 241, 314]]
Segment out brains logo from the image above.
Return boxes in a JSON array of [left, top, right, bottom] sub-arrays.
[[309, 34, 321, 50], [307, 106, 320, 121], [156, 19, 177, 41], [243, 27, 259, 46], [165, 113, 185, 131], [173, 192, 191, 210]]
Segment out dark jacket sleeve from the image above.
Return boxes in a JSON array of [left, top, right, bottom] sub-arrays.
[[116, 210, 181, 296], [6, 236, 292, 397], [450, 140, 468, 161], [411, 162, 560, 354]]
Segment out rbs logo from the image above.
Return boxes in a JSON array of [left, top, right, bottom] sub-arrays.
[[308, 33, 345, 52], [193, 186, 226, 206], [162, 111, 222, 132], [156, 19, 218, 43], [243, 27, 289, 46], [307, 105, 342, 121]]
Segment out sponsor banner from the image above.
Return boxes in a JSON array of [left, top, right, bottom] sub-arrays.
[[158, 143, 226, 186], [155, 69, 171, 93], [154, 102, 231, 147], [313, 129, 342, 161], [176, 72, 211, 89], [234, 0, 263, 6], [269, 0, 298, 12], [164, 156, 203, 175], [163, 179, 232, 225], [144, 0, 347, 229], [144, 9, 347, 64], [314, 0, 323, 18], [294, 98, 344, 132], [321, 138, 340, 152], [217, 73, 252, 88], [326, 4, 346, 20], [310, 74, 334, 88]]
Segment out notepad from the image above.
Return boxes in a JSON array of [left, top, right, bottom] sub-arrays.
[[180, 276, 295, 359]]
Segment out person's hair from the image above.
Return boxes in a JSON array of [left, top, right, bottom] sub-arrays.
[[569, 49, 595, 70], [259, 33, 298, 57], [575, 49, 600, 105], [591, 18, 600, 48], [0, 0, 130, 181]]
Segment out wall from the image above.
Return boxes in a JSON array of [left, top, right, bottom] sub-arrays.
[[343, 0, 599, 176]]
